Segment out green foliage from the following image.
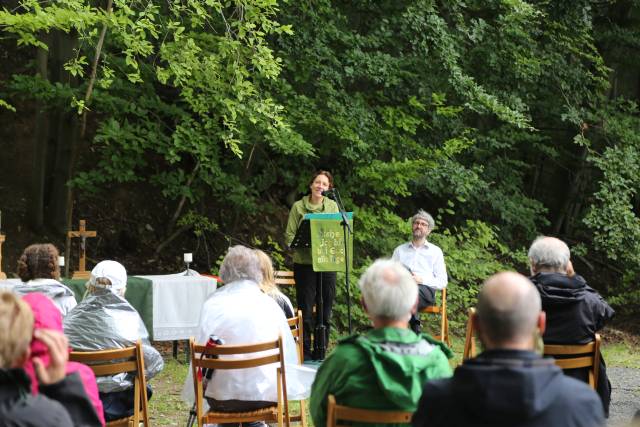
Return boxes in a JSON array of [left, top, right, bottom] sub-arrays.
[[431, 219, 525, 331], [4, 0, 640, 329], [178, 211, 218, 237]]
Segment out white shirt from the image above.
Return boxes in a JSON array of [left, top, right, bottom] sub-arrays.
[[194, 279, 314, 402], [392, 241, 448, 290]]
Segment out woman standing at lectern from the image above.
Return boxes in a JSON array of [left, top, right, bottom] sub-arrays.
[[285, 170, 339, 361]]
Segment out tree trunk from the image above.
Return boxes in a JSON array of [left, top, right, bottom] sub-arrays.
[[29, 34, 50, 230], [552, 145, 588, 235], [46, 31, 79, 233]]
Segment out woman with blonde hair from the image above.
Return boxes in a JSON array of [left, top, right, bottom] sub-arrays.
[[255, 250, 294, 318]]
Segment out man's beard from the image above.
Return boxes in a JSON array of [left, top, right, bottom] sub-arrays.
[[413, 230, 426, 240]]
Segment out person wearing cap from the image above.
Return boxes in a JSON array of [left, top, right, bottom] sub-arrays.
[[63, 260, 164, 422], [15, 243, 77, 316]]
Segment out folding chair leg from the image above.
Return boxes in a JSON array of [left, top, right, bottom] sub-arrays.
[[444, 313, 450, 347], [299, 399, 307, 427]]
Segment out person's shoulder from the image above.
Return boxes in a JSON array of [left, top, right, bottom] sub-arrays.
[[550, 376, 605, 422], [326, 198, 339, 210], [555, 374, 603, 405], [393, 242, 411, 252], [426, 241, 444, 254], [317, 336, 365, 375], [331, 334, 367, 357], [4, 393, 73, 426], [416, 376, 455, 410], [421, 375, 454, 395]]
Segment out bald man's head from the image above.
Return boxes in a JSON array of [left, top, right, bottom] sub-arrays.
[[476, 272, 541, 348]]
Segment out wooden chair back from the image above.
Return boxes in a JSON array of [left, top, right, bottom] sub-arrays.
[[419, 288, 450, 346], [287, 310, 304, 364], [326, 395, 413, 427], [463, 307, 477, 360], [189, 336, 290, 427], [543, 334, 601, 389], [286, 310, 308, 427], [275, 270, 296, 287], [70, 340, 149, 427]]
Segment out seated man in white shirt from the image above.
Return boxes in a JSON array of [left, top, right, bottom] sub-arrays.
[[195, 245, 305, 424], [392, 210, 447, 334]]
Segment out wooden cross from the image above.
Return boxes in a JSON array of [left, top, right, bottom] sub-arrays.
[[68, 219, 97, 279], [0, 234, 6, 280]]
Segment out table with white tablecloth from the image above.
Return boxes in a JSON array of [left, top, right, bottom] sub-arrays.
[[0, 272, 217, 342], [135, 272, 217, 341]]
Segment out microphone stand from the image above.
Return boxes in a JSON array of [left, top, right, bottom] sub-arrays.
[[315, 271, 325, 360], [331, 189, 353, 335]]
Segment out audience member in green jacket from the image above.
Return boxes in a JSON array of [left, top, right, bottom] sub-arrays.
[[310, 259, 453, 427]]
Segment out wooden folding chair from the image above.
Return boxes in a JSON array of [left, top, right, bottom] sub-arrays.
[[419, 288, 450, 346], [277, 270, 317, 315], [190, 336, 291, 427], [70, 340, 149, 427], [287, 310, 304, 364], [275, 270, 296, 287], [286, 310, 307, 427], [326, 394, 413, 427], [463, 307, 477, 361], [543, 334, 601, 389]]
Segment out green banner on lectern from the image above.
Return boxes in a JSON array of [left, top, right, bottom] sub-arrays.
[[305, 212, 354, 272]]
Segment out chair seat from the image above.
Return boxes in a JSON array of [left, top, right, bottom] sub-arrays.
[[418, 288, 449, 346], [105, 419, 130, 427], [191, 336, 290, 427], [207, 406, 278, 418]]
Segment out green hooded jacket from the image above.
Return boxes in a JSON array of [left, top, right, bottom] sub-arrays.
[[310, 327, 453, 427], [285, 195, 339, 265]]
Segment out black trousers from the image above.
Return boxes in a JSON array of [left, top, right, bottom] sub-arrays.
[[100, 385, 153, 421], [409, 285, 436, 334], [293, 263, 336, 359]]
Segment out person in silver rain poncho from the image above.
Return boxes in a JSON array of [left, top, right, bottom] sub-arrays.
[[63, 260, 164, 422], [15, 243, 77, 316]]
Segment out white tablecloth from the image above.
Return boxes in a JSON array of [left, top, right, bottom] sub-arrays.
[[136, 272, 217, 341]]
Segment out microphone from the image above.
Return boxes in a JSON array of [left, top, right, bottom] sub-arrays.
[[322, 188, 336, 197]]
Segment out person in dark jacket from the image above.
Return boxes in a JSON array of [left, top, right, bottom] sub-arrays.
[[0, 291, 101, 427], [413, 271, 604, 427], [528, 236, 614, 416]]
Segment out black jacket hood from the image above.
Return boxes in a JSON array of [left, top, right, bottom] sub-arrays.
[[452, 350, 565, 423]]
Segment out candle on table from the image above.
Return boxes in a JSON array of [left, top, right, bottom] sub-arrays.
[[58, 256, 65, 267], [184, 253, 193, 263]]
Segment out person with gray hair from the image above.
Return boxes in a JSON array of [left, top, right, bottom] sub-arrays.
[[528, 236, 614, 417], [310, 259, 452, 427], [392, 209, 447, 333], [413, 272, 605, 427], [193, 245, 309, 422]]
